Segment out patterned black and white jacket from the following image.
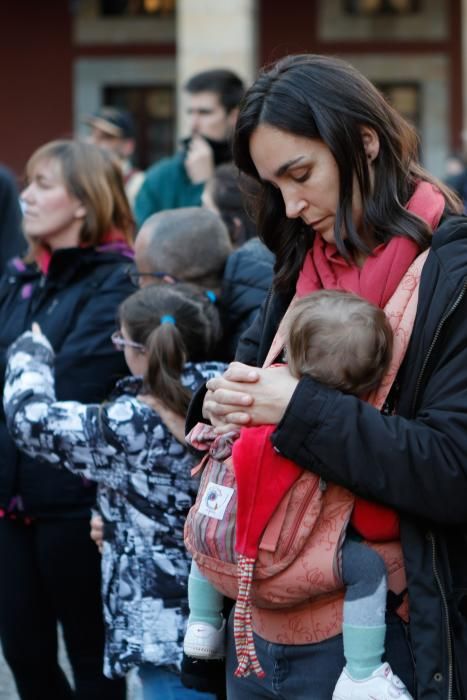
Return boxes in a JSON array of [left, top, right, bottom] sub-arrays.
[[3, 331, 225, 678]]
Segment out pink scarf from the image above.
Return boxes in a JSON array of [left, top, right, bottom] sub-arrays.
[[36, 227, 132, 275], [296, 181, 445, 305]]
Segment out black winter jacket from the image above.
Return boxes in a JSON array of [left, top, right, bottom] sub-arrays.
[[219, 238, 274, 360], [0, 245, 134, 517], [236, 217, 467, 700], [0, 166, 26, 274]]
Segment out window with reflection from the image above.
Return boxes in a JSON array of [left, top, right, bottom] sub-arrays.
[[376, 81, 421, 131], [344, 0, 419, 15], [99, 0, 175, 16], [104, 85, 175, 169]]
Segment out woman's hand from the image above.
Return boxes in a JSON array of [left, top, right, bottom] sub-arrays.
[[31, 322, 42, 336], [203, 362, 298, 430]]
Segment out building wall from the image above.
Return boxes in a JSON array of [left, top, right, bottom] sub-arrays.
[[176, 0, 258, 137], [259, 0, 461, 178], [0, 1, 463, 181], [0, 2, 73, 177]]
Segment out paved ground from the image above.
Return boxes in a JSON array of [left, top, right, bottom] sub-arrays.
[[0, 630, 141, 700]]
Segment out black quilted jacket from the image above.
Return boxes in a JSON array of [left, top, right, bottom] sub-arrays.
[[237, 216, 467, 700], [0, 245, 134, 516]]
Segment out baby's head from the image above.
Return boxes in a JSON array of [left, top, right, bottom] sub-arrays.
[[285, 290, 393, 396]]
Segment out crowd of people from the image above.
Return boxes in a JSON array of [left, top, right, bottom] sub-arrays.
[[0, 54, 467, 700]]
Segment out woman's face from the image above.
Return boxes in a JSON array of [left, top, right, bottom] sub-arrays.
[[21, 158, 86, 250], [249, 124, 364, 245]]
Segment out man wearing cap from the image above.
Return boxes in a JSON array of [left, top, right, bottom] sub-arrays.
[[134, 69, 245, 228], [85, 107, 144, 209]]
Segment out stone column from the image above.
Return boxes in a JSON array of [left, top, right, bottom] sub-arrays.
[[176, 0, 258, 135]]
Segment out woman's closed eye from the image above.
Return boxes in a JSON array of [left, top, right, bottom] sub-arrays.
[[291, 168, 310, 183], [36, 176, 52, 189]]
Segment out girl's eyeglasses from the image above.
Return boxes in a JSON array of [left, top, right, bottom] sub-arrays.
[[111, 331, 146, 353]]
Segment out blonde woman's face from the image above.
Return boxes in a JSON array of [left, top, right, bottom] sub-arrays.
[[21, 158, 86, 250]]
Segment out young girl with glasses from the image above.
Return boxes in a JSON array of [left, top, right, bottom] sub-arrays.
[[3, 284, 225, 700]]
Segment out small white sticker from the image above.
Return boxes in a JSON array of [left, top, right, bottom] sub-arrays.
[[198, 481, 234, 520]]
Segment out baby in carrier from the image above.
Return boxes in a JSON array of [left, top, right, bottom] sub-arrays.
[[184, 289, 412, 700]]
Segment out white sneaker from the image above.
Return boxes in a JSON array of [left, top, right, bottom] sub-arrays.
[[332, 662, 413, 699], [183, 620, 226, 660]]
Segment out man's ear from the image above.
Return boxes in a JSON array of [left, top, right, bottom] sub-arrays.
[[120, 139, 135, 158], [231, 216, 244, 246], [361, 125, 380, 163]]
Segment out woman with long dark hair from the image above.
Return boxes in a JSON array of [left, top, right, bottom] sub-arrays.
[[197, 55, 467, 699]]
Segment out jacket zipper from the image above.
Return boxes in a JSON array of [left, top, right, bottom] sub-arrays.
[[429, 531, 454, 700], [411, 282, 467, 700], [282, 478, 320, 555], [411, 280, 467, 414]]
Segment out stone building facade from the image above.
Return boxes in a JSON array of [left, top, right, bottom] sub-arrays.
[[0, 0, 463, 179]]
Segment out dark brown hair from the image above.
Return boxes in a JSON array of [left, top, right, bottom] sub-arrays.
[[184, 68, 245, 113], [233, 54, 462, 292], [118, 284, 220, 415], [286, 290, 393, 396], [204, 163, 260, 247]]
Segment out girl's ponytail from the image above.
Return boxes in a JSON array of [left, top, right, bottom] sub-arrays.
[[145, 321, 192, 415], [118, 284, 221, 416]]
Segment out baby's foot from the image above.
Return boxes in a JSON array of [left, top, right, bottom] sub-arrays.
[[332, 662, 413, 699], [183, 620, 226, 660]]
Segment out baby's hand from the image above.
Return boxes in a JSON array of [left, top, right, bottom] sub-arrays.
[[90, 514, 104, 554], [31, 322, 42, 336]]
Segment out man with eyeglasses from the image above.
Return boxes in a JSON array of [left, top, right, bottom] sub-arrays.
[[115, 206, 233, 700], [131, 207, 232, 295]]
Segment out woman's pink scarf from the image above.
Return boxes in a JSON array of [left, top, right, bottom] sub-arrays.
[[296, 181, 445, 305], [36, 227, 131, 275], [293, 180, 446, 542]]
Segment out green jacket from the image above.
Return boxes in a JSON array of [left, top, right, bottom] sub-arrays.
[[134, 152, 204, 227]]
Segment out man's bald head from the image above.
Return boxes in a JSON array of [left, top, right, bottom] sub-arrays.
[[135, 207, 232, 290]]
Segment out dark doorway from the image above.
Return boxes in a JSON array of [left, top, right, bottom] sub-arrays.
[[103, 84, 175, 170]]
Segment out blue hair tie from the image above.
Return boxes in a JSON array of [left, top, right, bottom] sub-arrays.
[[205, 290, 217, 303], [160, 315, 176, 325]]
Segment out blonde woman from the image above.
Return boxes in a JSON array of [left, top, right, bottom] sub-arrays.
[[0, 140, 134, 700]]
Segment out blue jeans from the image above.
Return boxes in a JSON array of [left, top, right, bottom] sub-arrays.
[[139, 665, 217, 700], [226, 609, 416, 699]]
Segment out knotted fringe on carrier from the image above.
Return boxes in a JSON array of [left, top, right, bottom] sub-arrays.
[[233, 554, 265, 678]]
